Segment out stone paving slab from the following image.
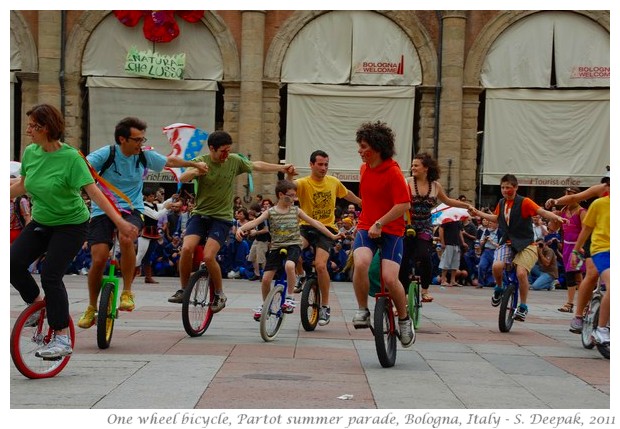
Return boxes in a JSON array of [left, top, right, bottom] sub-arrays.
[[9, 275, 610, 418]]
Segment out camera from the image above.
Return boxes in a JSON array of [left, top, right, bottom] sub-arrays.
[[538, 242, 544, 248]]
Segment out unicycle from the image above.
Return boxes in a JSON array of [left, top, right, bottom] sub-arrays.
[[368, 247, 398, 368], [97, 234, 121, 349], [300, 276, 320, 331], [581, 286, 601, 350], [260, 248, 292, 342], [299, 233, 321, 331], [408, 276, 422, 329], [11, 300, 76, 379], [182, 262, 216, 337], [498, 265, 519, 333]]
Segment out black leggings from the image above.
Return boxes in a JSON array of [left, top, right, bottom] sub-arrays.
[[10, 220, 89, 330], [398, 235, 434, 291]]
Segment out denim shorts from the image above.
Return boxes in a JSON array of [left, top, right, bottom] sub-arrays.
[[185, 214, 232, 248]]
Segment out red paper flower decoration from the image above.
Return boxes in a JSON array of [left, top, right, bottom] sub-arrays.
[[114, 10, 204, 43]]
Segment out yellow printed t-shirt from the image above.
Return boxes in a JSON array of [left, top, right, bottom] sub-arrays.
[[296, 175, 347, 229]]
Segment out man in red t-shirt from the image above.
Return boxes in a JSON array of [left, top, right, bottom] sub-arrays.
[[350, 121, 414, 348], [470, 174, 565, 322]]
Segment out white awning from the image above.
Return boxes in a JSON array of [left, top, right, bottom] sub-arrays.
[[286, 83, 415, 181], [282, 11, 421, 86], [82, 13, 223, 80], [481, 12, 609, 88], [86, 76, 216, 182], [482, 89, 609, 187]]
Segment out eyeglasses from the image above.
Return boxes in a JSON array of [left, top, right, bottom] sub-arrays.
[[128, 136, 148, 144], [27, 123, 43, 132], [285, 193, 297, 198]]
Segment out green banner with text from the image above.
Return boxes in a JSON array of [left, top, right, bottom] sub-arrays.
[[125, 47, 186, 80]]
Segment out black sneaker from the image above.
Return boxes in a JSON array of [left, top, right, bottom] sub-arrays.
[[168, 289, 185, 303], [294, 276, 306, 293], [491, 286, 503, 307], [318, 306, 331, 326]]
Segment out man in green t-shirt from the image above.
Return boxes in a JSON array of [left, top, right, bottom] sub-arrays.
[[168, 131, 296, 311]]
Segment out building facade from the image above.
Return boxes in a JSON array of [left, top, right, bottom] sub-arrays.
[[10, 10, 610, 205]]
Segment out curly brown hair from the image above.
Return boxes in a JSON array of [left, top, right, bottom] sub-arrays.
[[355, 121, 395, 160]]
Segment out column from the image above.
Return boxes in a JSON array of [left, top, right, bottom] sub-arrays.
[[237, 10, 266, 199], [437, 10, 466, 197], [37, 11, 62, 106]]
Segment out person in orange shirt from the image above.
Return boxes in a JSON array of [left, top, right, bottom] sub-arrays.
[[469, 174, 565, 322], [350, 121, 414, 348]]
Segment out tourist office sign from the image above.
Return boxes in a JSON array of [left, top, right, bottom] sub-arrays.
[[125, 47, 186, 80]]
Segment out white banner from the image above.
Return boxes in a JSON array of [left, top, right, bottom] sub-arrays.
[[483, 89, 609, 187], [286, 84, 414, 177], [87, 77, 216, 166], [481, 12, 609, 89], [282, 11, 421, 85]]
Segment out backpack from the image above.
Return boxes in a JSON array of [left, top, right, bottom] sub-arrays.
[[98, 145, 147, 176]]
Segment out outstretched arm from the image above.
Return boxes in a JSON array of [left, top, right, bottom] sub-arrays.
[[536, 207, 565, 225], [253, 161, 297, 177], [436, 181, 473, 210], [468, 207, 497, 223], [166, 157, 208, 175], [298, 209, 342, 240], [545, 183, 607, 209]]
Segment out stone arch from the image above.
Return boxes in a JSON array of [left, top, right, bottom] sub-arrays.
[[10, 11, 38, 72], [463, 10, 610, 87], [264, 10, 438, 85], [64, 10, 240, 81]]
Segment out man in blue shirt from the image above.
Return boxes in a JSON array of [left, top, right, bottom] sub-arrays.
[[78, 117, 207, 329]]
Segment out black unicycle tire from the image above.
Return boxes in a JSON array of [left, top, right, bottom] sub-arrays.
[[300, 277, 320, 331], [97, 282, 116, 349], [260, 284, 285, 342], [182, 268, 214, 337], [498, 284, 516, 333], [374, 296, 397, 368]]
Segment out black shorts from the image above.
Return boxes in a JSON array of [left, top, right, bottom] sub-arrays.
[[264, 245, 302, 272], [185, 214, 232, 247], [300, 225, 336, 252], [87, 211, 144, 248]]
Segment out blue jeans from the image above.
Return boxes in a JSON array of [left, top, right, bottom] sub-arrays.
[[478, 249, 495, 286], [530, 272, 555, 290]]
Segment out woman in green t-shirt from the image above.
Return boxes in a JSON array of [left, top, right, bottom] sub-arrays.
[[10, 104, 138, 359]]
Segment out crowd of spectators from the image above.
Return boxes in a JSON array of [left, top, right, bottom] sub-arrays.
[[16, 184, 579, 294]]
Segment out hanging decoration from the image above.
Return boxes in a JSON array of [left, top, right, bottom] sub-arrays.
[[114, 10, 204, 43]]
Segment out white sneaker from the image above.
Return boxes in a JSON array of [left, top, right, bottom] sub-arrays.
[[352, 308, 371, 329], [592, 326, 610, 344], [398, 318, 415, 348], [35, 335, 72, 359]]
